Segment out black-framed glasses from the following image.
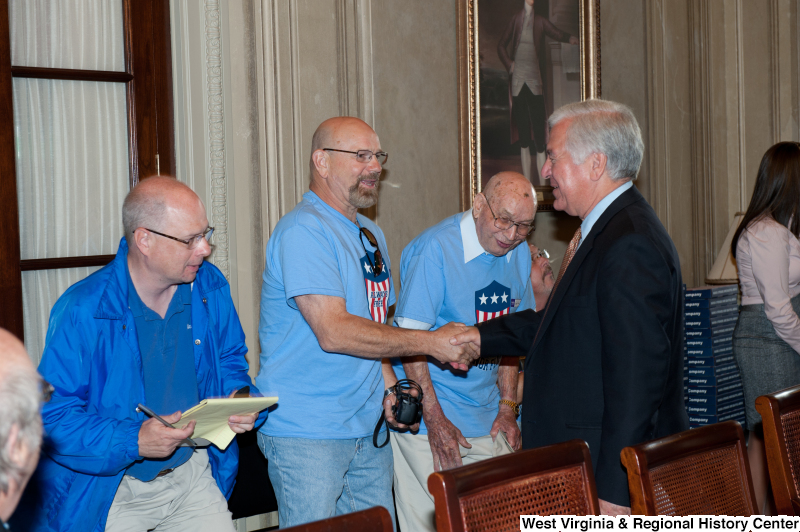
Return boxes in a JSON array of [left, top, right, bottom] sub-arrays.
[[323, 148, 388, 165], [483, 195, 535, 237], [40, 377, 54, 403], [359, 226, 384, 277], [139, 227, 214, 250]]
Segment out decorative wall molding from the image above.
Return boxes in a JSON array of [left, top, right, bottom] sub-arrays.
[[644, 0, 670, 230], [205, 0, 230, 279], [689, 0, 712, 284]]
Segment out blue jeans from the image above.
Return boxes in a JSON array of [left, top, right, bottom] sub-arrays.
[[257, 433, 395, 529]]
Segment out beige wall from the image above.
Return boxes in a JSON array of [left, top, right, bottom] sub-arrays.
[[371, 0, 463, 276], [602, 0, 800, 287]]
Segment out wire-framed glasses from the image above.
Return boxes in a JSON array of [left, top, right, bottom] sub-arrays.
[[483, 196, 535, 237], [323, 148, 388, 165], [139, 227, 215, 250]]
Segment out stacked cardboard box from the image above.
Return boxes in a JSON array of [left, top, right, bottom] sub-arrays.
[[683, 285, 746, 428]]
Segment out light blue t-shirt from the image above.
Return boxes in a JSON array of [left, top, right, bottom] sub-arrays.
[[256, 191, 395, 439], [392, 210, 534, 437]]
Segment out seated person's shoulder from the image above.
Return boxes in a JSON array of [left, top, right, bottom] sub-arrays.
[[54, 263, 115, 312]]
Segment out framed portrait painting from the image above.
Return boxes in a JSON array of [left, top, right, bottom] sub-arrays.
[[457, 0, 601, 210]]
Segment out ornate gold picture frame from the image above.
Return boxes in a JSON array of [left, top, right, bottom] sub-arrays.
[[457, 0, 601, 210]]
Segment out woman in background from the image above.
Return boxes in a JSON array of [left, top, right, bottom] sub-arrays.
[[732, 141, 800, 514]]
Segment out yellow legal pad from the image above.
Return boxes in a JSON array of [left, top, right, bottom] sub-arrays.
[[176, 397, 277, 450]]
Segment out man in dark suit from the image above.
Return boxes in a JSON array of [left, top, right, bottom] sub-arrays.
[[454, 99, 688, 514]]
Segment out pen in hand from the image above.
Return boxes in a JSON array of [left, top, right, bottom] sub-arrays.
[[136, 403, 197, 450]]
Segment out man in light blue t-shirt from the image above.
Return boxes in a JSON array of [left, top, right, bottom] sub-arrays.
[[384, 172, 537, 532], [255, 117, 479, 529]]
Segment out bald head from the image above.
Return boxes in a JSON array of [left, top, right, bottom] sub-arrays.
[[0, 329, 42, 517], [483, 172, 537, 205], [473, 172, 537, 256], [308, 117, 384, 220], [311, 117, 376, 154], [310, 117, 380, 180], [122, 176, 205, 247]]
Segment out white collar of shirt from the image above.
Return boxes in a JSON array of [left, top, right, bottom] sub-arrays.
[[579, 180, 633, 247], [522, 2, 533, 23], [461, 209, 513, 264]]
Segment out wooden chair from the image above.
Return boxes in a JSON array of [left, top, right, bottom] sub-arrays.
[[428, 439, 599, 532], [756, 384, 800, 515], [621, 420, 757, 515], [279, 507, 394, 532]]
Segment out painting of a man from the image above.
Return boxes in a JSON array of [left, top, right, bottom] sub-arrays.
[[480, 0, 580, 188], [499, 0, 577, 185]]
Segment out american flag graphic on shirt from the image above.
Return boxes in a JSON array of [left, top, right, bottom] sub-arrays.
[[362, 251, 390, 323], [475, 281, 512, 324]]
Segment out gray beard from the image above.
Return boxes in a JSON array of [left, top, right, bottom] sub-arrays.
[[348, 173, 380, 209]]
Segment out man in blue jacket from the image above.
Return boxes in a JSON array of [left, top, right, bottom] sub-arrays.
[[29, 177, 259, 532]]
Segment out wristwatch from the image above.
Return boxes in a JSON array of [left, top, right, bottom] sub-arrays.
[[384, 385, 396, 398], [499, 399, 520, 416]]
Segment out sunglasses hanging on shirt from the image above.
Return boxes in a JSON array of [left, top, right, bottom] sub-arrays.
[[358, 226, 383, 277]]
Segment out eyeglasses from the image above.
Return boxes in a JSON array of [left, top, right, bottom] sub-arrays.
[[532, 248, 550, 260], [40, 377, 54, 403], [483, 195, 535, 237], [139, 227, 214, 250], [359, 226, 384, 277], [323, 149, 388, 165]]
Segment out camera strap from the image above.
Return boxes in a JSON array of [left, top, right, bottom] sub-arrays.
[[373, 411, 390, 448]]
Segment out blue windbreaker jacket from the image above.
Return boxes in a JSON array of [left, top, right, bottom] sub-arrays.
[[27, 238, 260, 531]]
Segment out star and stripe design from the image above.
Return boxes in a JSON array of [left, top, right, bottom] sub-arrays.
[[362, 251, 390, 323], [475, 280, 511, 323]]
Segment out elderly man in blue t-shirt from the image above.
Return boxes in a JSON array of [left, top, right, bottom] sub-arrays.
[[384, 171, 537, 532], [255, 116, 480, 529]]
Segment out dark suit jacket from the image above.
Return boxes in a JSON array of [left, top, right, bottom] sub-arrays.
[[497, 10, 573, 145], [478, 186, 688, 506]]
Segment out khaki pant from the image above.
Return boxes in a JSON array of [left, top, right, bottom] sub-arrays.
[[105, 450, 235, 532], [390, 431, 513, 532]]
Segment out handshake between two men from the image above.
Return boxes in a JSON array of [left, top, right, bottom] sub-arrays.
[[429, 322, 482, 371]]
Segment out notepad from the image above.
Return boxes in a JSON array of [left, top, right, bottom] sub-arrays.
[[176, 397, 277, 450]]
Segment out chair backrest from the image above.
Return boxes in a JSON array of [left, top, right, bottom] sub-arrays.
[[756, 384, 800, 516], [278, 507, 394, 532], [621, 420, 757, 515], [427, 439, 599, 532]]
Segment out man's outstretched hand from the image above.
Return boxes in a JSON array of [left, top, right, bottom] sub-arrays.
[[450, 326, 481, 367], [426, 322, 480, 371]]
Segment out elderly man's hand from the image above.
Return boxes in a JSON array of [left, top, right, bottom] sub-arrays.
[[138, 412, 197, 458], [426, 408, 471, 471], [490, 404, 521, 451], [227, 388, 258, 433], [427, 322, 479, 371]]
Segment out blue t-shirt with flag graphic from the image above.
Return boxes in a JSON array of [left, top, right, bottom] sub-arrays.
[[256, 191, 395, 439], [392, 211, 534, 437]]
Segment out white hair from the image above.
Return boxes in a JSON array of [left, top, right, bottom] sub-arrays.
[[548, 99, 644, 181], [0, 364, 42, 493]]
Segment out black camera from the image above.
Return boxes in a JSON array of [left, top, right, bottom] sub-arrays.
[[391, 379, 423, 426], [373, 379, 424, 448]]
